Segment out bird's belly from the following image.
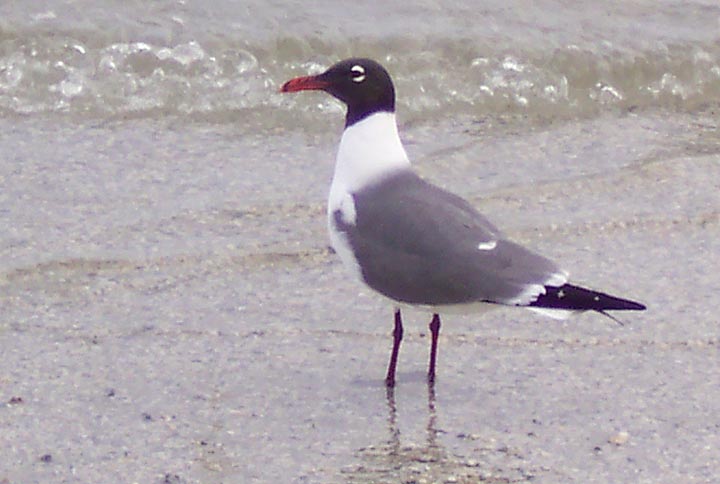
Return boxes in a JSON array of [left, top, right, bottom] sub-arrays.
[[413, 301, 500, 315]]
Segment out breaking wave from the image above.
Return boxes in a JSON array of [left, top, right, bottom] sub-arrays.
[[1, 27, 719, 121]]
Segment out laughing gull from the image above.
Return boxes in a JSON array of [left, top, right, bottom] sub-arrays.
[[281, 58, 646, 387]]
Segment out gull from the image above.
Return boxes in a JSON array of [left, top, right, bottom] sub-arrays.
[[281, 58, 645, 387]]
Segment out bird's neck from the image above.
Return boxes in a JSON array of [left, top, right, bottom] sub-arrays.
[[332, 111, 411, 194]]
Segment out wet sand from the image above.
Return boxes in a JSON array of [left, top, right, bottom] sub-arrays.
[[2, 108, 720, 483]]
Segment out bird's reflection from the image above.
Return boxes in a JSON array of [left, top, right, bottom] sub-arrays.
[[426, 383, 439, 450], [384, 385, 401, 454], [342, 379, 539, 483], [344, 383, 486, 483], [383, 383, 441, 459]]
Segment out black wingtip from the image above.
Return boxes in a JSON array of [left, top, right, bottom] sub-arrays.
[[530, 284, 646, 312], [622, 300, 646, 311]]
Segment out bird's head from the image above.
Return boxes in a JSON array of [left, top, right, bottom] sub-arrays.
[[281, 58, 395, 126]]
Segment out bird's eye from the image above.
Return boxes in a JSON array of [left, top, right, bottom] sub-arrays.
[[350, 65, 366, 83]]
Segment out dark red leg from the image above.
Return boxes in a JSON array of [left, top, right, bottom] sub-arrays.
[[428, 313, 441, 384], [385, 309, 403, 387]]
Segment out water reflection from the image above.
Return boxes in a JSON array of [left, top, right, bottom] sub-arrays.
[[382, 384, 444, 466], [343, 383, 522, 483]]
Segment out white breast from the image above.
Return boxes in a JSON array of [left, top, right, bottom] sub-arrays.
[[327, 112, 411, 280]]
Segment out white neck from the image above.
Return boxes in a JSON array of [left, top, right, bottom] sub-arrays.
[[330, 112, 410, 194]]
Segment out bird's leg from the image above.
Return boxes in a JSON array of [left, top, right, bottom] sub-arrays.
[[385, 309, 403, 387], [428, 313, 441, 385]]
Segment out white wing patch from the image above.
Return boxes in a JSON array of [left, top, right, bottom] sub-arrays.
[[544, 270, 569, 287], [338, 192, 357, 225], [477, 240, 497, 250], [503, 270, 569, 306], [504, 283, 547, 306]]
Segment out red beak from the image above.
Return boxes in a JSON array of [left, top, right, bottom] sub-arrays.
[[280, 75, 330, 93]]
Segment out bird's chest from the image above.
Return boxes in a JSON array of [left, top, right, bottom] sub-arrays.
[[327, 184, 363, 280]]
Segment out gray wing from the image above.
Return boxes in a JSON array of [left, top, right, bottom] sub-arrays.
[[333, 171, 565, 306]]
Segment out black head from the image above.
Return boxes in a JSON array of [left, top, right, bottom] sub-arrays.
[[281, 58, 395, 127]]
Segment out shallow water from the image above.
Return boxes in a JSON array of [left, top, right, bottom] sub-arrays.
[[2, 0, 720, 121], [2, 1, 720, 483]]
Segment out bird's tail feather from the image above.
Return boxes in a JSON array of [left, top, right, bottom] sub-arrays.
[[530, 284, 646, 312]]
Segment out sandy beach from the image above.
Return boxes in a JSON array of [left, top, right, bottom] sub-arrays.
[[2, 1, 720, 482]]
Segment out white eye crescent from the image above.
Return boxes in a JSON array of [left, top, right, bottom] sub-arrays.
[[351, 65, 366, 83]]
